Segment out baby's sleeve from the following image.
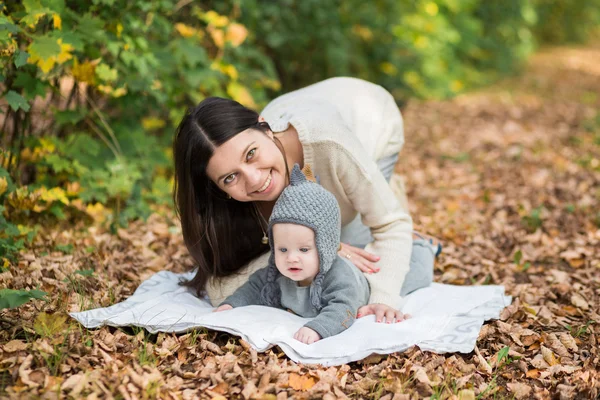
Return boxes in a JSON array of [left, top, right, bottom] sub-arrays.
[[220, 267, 270, 308], [303, 262, 370, 338]]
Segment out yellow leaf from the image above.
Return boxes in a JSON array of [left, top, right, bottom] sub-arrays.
[[174, 23, 196, 38], [86, 202, 107, 223], [151, 80, 162, 90], [415, 35, 429, 49], [53, 14, 62, 30], [8, 187, 38, 211], [425, 2, 439, 16], [56, 40, 74, 64], [142, 117, 166, 130], [225, 23, 248, 47], [227, 82, 256, 108], [34, 313, 68, 338], [116, 23, 123, 38], [36, 57, 56, 74], [209, 27, 225, 48], [2, 258, 10, 270], [451, 80, 464, 92], [260, 78, 281, 91], [203, 10, 229, 28], [0, 177, 7, 196], [113, 87, 127, 97], [288, 373, 317, 391], [72, 58, 97, 84], [39, 138, 56, 153], [380, 62, 398, 76], [352, 25, 373, 41], [97, 85, 128, 98], [40, 187, 69, 205], [66, 181, 80, 196], [223, 65, 238, 79]]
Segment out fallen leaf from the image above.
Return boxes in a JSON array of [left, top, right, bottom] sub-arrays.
[[541, 345, 559, 366], [570, 293, 589, 310], [526, 369, 540, 378], [558, 332, 578, 352], [507, 382, 532, 399], [288, 373, 317, 391], [458, 389, 475, 400], [3, 340, 28, 352]]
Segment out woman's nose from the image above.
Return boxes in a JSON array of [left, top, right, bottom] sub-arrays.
[[243, 166, 262, 189]]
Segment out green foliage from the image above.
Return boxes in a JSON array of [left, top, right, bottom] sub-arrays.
[[534, 0, 600, 44], [0, 288, 48, 310], [1, 0, 598, 241], [1, 0, 275, 230]]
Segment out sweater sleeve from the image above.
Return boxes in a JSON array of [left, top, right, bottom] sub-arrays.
[[220, 267, 270, 308], [304, 261, 370, 338], [333, 141, 413, 308], [206, 252, 270, 306]]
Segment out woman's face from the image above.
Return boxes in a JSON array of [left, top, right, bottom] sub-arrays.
[[206, 128, 287, 202]]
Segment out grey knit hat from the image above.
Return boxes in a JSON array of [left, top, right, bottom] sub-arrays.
[[260, 164, 341, 311]]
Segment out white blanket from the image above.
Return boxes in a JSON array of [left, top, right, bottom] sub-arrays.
[[70, 270, 511, 366]]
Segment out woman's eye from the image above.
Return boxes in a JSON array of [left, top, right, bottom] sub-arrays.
[[224, 174, 236, 184], [246, 148, 256, 161]]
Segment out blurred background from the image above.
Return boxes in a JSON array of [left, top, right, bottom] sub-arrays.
[[0, 0, 599, 262]]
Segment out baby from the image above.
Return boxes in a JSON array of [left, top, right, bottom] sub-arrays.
[[215, 164, 370, 344]]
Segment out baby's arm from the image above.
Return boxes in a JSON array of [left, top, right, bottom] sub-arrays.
[[299, 263, 370, 340], [213, 267, 269, 311]]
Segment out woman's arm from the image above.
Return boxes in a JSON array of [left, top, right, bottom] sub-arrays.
[[332, 142, 413, 308]]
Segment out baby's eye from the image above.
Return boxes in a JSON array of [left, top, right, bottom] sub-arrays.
[[299, 248, 309, 253], [279, 248, 287, 253], [246, 148, 256, 161], [223, 173, 236, 184]]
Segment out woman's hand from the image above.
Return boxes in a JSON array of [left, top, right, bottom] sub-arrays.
[[338, 243, 380, 273], [214, 304, 233, 312], [294, 327, 321, 344], [357, 304, 410, 323]]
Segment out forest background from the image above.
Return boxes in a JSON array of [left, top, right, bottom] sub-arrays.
[[0, 0, 599, 324]]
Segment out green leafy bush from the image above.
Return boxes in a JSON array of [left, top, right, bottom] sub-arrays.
[[1, 0, 598, 243], [0, 288, 47, 310]]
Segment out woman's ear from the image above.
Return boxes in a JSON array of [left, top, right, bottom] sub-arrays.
[[259, 115, 274, 139]]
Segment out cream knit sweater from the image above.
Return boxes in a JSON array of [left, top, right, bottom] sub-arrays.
[[205, 77, 413, 308]]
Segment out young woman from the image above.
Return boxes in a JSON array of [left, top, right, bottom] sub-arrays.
[[173, 77, 438, 323]]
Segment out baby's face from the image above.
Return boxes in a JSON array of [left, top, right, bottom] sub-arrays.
[[272, 223, 319, 286]]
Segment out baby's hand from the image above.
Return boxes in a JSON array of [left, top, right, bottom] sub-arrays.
[[214, 304, 233, 312], [294, 327, 321, 344]]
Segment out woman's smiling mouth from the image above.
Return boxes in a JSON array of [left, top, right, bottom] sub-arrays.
[[255, 171, 273, 194]]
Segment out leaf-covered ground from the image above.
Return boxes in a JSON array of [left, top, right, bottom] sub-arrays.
[[1, 44, 599, 399]]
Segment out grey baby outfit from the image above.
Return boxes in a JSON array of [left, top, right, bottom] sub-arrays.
[[222, 164, 370, 339]]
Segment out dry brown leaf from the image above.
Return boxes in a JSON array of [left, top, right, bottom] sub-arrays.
[[288, 373, 317, 391], [545, 333, 571, 358], [507, 382, 532, 399], [558, 332, 578, 352], [570, 293, 589, 310], [526, 369, 540, 379], [541, 345, 559, 366], [458, 389, 475, 400], [3, 340, 28, 352]]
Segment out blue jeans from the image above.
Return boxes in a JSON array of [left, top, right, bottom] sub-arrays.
[[340, 154, 434, 297]]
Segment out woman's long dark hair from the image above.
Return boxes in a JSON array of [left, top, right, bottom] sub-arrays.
[[173, 97, 271, 296]]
